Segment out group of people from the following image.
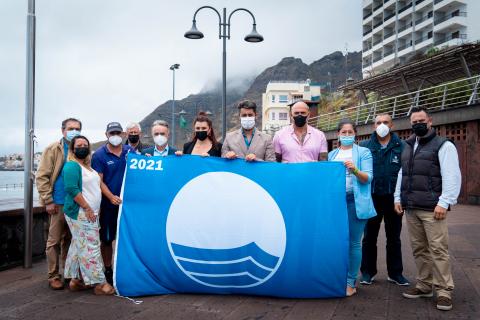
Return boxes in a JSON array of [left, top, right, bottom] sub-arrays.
[[36, 99, 461, 311]]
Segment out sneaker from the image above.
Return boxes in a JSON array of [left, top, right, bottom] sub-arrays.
[[402, 287, 433, 299], [436, 296, 453, 311], [360, 273, 375, 285], [388, 275, 410, 286], [104, 267, 113, 285]]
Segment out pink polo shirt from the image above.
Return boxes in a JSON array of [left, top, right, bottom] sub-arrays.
[[273, 125, 328, 163]]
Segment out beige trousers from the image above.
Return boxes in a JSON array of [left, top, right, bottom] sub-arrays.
[[45, 206, 71, 279], [406, 208, 454, 298]]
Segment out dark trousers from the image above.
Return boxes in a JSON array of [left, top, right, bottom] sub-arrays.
[[360, 194, 404, 277]]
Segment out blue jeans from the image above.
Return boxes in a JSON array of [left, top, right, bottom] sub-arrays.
[[346, 193, 367, 288]]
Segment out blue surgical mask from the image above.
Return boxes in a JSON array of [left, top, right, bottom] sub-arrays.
[[339, 135, 355, 146], [66, 130, 81, 141]]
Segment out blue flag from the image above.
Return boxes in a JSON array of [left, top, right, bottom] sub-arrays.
[[114, 154, 349, 298]]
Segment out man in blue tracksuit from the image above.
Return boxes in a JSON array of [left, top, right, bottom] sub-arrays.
[[360, 114, 409, 286]]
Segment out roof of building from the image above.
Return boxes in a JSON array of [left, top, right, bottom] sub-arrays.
[[340, 43, 480, 96]]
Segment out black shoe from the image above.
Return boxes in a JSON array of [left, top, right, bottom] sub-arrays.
[[388, 274, 410, 286], [360, 273, 375, 285], [105, 267, 113, 285]]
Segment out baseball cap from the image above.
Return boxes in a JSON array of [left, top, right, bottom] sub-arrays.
[[106, 122, 123, 133]]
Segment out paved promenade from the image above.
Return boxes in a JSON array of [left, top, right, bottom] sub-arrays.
[[0, 205, 479, 320]]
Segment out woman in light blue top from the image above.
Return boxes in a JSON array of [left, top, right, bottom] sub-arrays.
[[328, 119, 376, 297]]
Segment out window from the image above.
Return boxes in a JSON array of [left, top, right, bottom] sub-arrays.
[[452, 31, 460, 39], [428, 31, 433, 39], [279, 112, 288, 120], [271, 112, 276, 120], [271, 95, 275, 103], [279, 95, 288, 103], [428, 11, 433, 18]]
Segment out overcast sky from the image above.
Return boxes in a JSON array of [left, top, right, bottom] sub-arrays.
[[2, 0, 365, 154]]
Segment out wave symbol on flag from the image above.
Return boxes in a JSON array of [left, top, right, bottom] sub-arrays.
[[171, 242, 280, 288]]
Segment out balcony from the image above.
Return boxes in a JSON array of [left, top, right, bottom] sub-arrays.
[[414, 35, 432, 44], [373, 3, 383, 12], [434, 33, 467, 46], [384, 12, 395, 22], [373, 55, 383, 63], [398, 2, 413, 15], [434, 12, 467, 25], [373, 20, 383, 29], [398, 42, 413, 51], [384, 29, 395, 40], [364, 29, 373, 36], [373, 38, 383, 46], [363, 11, 373, 20], [415, 15, 432, 25]]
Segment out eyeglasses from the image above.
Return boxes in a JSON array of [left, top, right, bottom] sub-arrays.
[[109, 131, 122, 135]]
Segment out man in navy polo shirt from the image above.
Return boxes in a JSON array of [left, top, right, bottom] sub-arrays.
[[92, 122, 133, 285]]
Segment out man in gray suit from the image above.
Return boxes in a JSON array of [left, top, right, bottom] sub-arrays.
[[222, 100, 275, 162]]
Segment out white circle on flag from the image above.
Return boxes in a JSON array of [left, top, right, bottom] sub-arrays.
[[166, 172, 286, 288]]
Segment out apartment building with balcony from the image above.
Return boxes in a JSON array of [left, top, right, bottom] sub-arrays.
[[362, 0, 476, 78], [261, 80, 321, 134]]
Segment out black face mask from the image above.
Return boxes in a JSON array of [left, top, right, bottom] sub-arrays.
[[74, 147, 90, 160], [128, 134, 140, 144], [412, 123, 429, 137], [293, 115, 307, 127], [196, 131, 208, 141]]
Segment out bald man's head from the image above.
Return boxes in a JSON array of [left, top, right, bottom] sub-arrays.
[[290, 101, 310, 128], [291, 101, 309, 115]]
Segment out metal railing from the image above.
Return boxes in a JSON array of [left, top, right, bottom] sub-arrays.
[[434, 12, 467, 25], [308, 75, 480, 132], [0, 183, 25, 190], [434, 33, 467, 46]]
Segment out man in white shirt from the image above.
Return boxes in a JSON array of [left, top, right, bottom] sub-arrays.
[[394, 107, 461, 311]]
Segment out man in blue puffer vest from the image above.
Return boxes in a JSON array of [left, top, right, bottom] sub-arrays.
[[360, 113, 409, 286]]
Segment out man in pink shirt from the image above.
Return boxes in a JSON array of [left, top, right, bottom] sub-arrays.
[[273, 101, 328, 163]]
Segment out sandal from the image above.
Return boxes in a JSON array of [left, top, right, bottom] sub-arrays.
[[94, 283, 115, 295], [69, 279, 88, 292]]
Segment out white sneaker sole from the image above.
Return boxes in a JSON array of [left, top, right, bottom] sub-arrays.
[[360, 276, 375, 285], [387, 276, 410, 286], [402, 291, 434, 299], [437, 304, 453, 311]]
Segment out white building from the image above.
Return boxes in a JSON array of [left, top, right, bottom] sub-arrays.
[[261, 80, 321, 134], [362, 0, 478, 78]]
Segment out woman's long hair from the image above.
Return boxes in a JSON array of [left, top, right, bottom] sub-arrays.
[[191, 112, 218, 146], [68, 135, 92, 167]]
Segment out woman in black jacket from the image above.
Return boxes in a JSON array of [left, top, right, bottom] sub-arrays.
[[176, 112, 222, 157]]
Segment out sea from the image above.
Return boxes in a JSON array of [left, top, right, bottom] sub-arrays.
[[0, 171, 39, 211]]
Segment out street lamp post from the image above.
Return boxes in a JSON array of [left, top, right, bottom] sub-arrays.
[[170, 63, 180, 146], [184, 6, 263, 140], [24, 0, 36, 269]]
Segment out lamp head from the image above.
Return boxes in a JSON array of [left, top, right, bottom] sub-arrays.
[[170, 63, 180, 70], [244, 24, 264, 43], [184, 20, 204, 39]]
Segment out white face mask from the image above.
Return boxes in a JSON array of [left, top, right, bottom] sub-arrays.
[[108, 135, 123, 146], [376, 123, 390, 138], [154, 134, 168, 147], [240, 117, 255, 130]]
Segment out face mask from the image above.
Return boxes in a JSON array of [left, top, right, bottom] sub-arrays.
[[412, 123, 429, 137], [128, 134, 139, 144], [153, 134, 168, 147], [74, 147, 89, 160], [293, 115, 307, 127], [376, 123, 390, 138], [195, 130, 208, 141], [108, 135, 123, 146], [66, 130, 81, 141], [240, 117, 255, 130], [339, 135, 355, 146]]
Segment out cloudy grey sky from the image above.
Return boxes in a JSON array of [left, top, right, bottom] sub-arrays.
[[2, 0, 361, 154], [0, 0, 361, 154]]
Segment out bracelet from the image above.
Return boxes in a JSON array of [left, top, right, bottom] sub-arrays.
[[352, 168, 359, 175]]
